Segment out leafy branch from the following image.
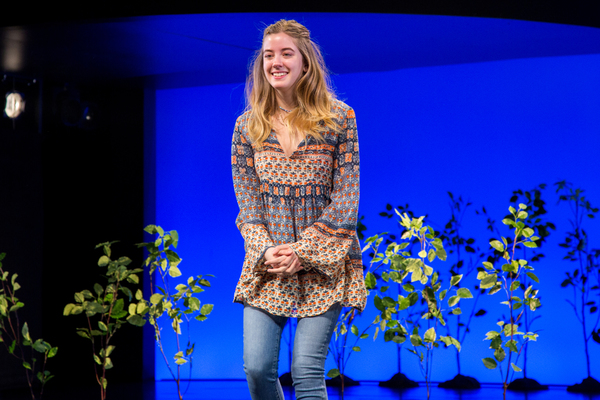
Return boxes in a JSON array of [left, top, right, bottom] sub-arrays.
[[0, 253, 57, 400], [478, 204, 541, 400], [138, 225, 214, 400], [64, 242, 146, 400], [368, 213, 469, 399]]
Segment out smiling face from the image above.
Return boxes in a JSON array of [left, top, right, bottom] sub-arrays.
[[262, 32, 306, 100]]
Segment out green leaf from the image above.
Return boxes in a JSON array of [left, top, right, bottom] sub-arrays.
[[410, 333, 423, 347], [494, 347, 506, 362], [374, 295, 385, 312], [150, 293, 164, 305], [510, 280, 520, 291], [403, 283, 415, 293], [185, 297, 200, 311], [351, 325, 359, 336], [76, 330, 91, 339], [490, 240, 505, 252], [427, 249, 436, 262], [450, 275, 462, 286], [169, 266, 182, 278], [120, 286, 133, 301], [502, 218, 515, 227], [85, 301, 104, 314], [526, 272, 540, 283], [22, 322, 31, 342], [418, 250, 427, 259], [397, 296, 411, 311], [200, 304, 214, 316], [48, 347, 58, 358], [452, 308, 462, 315], [523, 241, 537, 248], [74, 292, 85, 303], [522, 228, 534, 237], [483, 357, 498, 369], [511, 363, 522, 372], [423, 264, 433, 276], [23, 362, 32, 370], [33, 339, 46, 353], [480, 274, 497, 289], [98, 321, 108, 332], [352, 346, 361, 352], [365, 272, 376, 290], [505, 339, 518, 353], [424, 327, 436, 343], [382, 296, 396, 308], [457, 288, 473, 299], [98, 256, 110, 267], [448, 296, 460, 307], [112, 298, 124, 315], [104, 357, 113, 369], [135, 289, 143, 301], [435, 247, 447, 261], [127, 314, 145, 327], [327, 368, 340, 378], [63, 303, 75, 316], [94, 354, 102, 365], [94, 283, 104, 297]]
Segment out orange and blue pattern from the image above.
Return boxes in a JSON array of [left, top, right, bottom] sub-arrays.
[[231, 100, 366, 318]]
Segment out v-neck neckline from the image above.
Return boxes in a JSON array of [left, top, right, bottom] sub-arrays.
[[271, 130, 305, 158]]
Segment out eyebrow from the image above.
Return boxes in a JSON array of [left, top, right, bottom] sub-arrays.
[[263, 47, 296, 53]]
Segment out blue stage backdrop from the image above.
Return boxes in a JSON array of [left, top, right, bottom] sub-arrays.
[[149, 15, 600, 385]]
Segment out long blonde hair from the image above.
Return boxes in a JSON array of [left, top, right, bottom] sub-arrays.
[[245, 19, 338, 148]]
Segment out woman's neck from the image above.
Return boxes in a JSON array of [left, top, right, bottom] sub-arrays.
[[275, 91, 297, 112]]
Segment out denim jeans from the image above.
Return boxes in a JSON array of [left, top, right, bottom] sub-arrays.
[[243, 302, 342, 400]]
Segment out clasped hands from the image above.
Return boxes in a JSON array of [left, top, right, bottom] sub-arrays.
[[264, 244, 303, 277]]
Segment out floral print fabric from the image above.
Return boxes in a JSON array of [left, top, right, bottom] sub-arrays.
[[231, 100, 366, 317]]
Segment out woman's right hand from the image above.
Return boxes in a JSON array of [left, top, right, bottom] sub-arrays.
[[265, 244, 303, 276]]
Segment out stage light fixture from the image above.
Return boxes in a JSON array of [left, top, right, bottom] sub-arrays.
[[4, 91, 25, 119]]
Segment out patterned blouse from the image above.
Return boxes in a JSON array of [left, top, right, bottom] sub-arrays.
[[231, 99, 367, 318]]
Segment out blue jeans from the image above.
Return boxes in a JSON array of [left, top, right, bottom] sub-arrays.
[[243, 303, 342, 400]]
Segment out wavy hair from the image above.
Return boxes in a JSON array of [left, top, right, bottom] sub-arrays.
[[245, 19, 338, 148]]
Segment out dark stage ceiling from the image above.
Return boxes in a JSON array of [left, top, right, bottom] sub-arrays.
[[1, 1, 600, 89]]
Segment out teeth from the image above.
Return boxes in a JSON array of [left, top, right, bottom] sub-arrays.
[[273, 72, 287, 77]]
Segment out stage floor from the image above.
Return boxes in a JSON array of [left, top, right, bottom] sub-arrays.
[[3, 380, 600, 400]]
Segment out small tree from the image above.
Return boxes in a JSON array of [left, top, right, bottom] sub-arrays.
[[137, 225, 214, 400], [477, 204, 541, 400], [370, 213, 468, 399], [64, 242, 146, 400], [326, 233, 386, 396], [505, 185, 554, 388], [555, 181, 600, 390], [377, 204, 420, 387], [0, 253, 57, 400]]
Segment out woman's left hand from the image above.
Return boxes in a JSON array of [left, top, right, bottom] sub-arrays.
[[265, 244, 303, 276]]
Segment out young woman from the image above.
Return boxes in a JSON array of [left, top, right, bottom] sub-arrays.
[[231, 19, 366, 400]]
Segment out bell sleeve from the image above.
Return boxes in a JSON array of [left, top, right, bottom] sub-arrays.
[[288, 107, 360, 280], [231, 116, 275, 274]]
